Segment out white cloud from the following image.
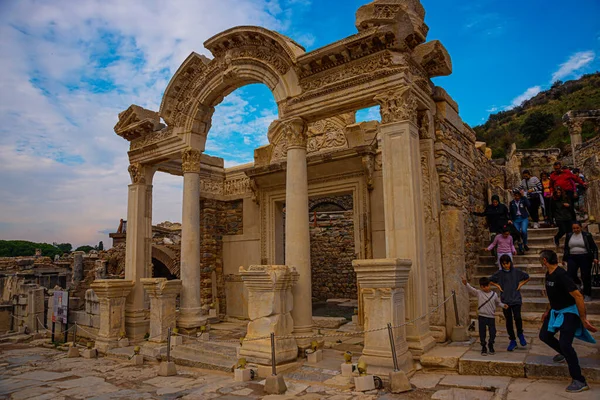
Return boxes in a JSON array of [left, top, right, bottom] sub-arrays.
[[0, 0, 308, 247], [486, 106, 499, 113], [504, 86, 542, 110], [551, 51, 596, 82]]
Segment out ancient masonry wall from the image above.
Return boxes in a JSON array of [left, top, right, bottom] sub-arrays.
[[200, 199, 243, 315], [309, 210, 356, 301], [576, 135, 600, 220]]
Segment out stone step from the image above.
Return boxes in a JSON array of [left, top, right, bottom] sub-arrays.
[[469, 296, 600, 313], [479, 254, 561, 264], [170, 342, 238, 372], [468, 310, 600, 332], [526, 227, 558, 238], [475, 264, 545, 275], [518, 284, 600, 298], [472, 273, 546, 286]]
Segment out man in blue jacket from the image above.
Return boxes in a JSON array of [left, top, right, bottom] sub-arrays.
[[509, 189, 531, 252]]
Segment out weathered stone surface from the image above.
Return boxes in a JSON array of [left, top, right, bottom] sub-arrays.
[[312, 317, 348, 329], [432, 388, 494, 400], [420, 344, 469, 371], [459, 350, 526, 378]]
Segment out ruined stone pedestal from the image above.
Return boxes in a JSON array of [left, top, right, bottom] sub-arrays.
[[90, 280, 134, 353], [307, 350, 323, 363], [82, 348, 97, 359], [389, 370, 411, 393], [265, 375, 287, 395], [234, 368, 252, 382], [239, 265, 299, 365], [67, 346, 79, 358], [141, 278, 182, 343], [352, 259, 414, 375], [131, 354, 144, 366], [158, 361, 177, 376], [341, 363, 354, 377], [354, 375, 376, 392]]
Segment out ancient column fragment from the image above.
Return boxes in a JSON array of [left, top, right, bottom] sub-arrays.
[[239, 265, 298, 365], [91, 280, 134, 353], [72, 251, 84, 284], [352, 258, 413, 374], [178, 147, 204, 330], [125, 162, 155, 341], [141, 278, 182, 343], [282, 117, 313, 348], [374, 87, 435, 355]]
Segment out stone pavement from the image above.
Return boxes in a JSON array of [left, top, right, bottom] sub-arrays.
[[1, 341, 598, 399]]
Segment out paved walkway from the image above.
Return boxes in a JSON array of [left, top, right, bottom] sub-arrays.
[[0, 341, 598, 399]]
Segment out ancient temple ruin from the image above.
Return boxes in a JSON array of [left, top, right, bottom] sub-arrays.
[[108, 0, 509, 371]]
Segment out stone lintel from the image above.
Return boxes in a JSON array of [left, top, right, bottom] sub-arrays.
[[239, 265, 299, 291], [432, 86, 459, 114], [352, 258, 411, 288], [90, 280, 134, 299]]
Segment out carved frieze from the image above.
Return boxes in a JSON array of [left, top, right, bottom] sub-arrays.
[[418, 111, 431, 140], [128, 163, 146, 184], [130, 128, 174, 150], [362, 154, 375, 190], [374, 86, 418, 124], [223, 177, 251, 196], [307, 124, 347, 153], [181, 148, 201, 174], [200, 178, 223, 195]]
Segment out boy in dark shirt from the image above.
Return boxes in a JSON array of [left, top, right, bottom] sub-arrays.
[[538, 250, 597, 393], [490, 254, 530, 351]]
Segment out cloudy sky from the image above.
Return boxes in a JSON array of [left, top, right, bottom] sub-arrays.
[[0, 0, 599, 248]]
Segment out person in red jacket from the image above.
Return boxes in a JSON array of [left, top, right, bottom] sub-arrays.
[[550, 162, 586, 220]]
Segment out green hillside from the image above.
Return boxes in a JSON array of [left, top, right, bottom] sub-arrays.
[[474, 72, 600, 159]]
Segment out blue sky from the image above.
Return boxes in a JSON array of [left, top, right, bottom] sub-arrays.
[[0, 0, 598, 247]]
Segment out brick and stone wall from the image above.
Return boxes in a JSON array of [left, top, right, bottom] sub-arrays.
[[576, 135, 600, 221]]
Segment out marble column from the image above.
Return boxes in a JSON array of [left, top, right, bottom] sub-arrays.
[[141, 278, 182, 343], [375, 87, 435, 355], [125, 163, 155, 341], [239, 265, 299, 365], [352, 259, 413, 374], [565, 120, 583, 166], [178, 148, 203, 330], [91, 280, 134, 353], [283, 117, 312, 348]]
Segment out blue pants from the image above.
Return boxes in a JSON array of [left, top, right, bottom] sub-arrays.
[[513, 217, 529, 245]]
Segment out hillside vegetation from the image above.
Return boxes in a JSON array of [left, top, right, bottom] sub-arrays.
[[474, 72, 600, 159]]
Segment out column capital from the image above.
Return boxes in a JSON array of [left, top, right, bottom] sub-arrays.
[[281, 117, 308, 150], [128, 163, 148, 184], [181, 147, 202, 173], [374, 86, 418, 125], [141, 277, 182, 298]]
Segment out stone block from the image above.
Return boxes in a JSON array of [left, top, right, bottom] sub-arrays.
[[118, 338, 129, 348], [66, 346, 79, 358], [209, 309, 217, 318], [131, 354, 144, 366], [354, 375, 375, 392], [352, 315, 358, 325], [341, 363, 354, 377], [264, 375, 287, 395], [158, 361, 177, 376], [82, 349, 97, 359], [170, 335, 182, 346], [389, 370, 411, 393], [312, 317, 348, 329], [307, 349, 323, 363], [420, 345, 469, 371], [459, 350, 526, 377], [234, 368, 252, 382]]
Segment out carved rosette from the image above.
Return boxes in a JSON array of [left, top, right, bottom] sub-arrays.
[[181, 148, 201, 174], [281, 117, 308, 150], [374, 87, 418, 124], [128, 163, 146, 184]]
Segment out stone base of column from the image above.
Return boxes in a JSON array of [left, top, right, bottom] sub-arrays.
[[125, 309, 149, 342], [406, 324, 436, 356], [292, 325, 314, 351], [177, 307, 204, 331], [95, 337, 118, 354], [359, 350, 413, 377]]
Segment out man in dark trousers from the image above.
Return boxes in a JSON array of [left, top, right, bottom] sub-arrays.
[[550, 161, 587, 220], [538, 249, 597, 393], [472, 194, 510, 235]]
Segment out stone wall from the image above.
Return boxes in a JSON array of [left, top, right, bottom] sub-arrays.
[[576, 135, 600, 220], [309, 210, 356, 301]]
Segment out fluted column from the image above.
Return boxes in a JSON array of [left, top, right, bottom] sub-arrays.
[[124, 162, 155, 341], [178, 147, 203, 330], [283, 118, 312, 347], [375, 87, 435, 355]]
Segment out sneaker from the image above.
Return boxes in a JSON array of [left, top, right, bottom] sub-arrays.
[[488, 345, 495, 355], [507, 340, 517, 352], [566, 379, 589, 393], [481, 346, 487, 356], [552, 354, 566, 363], [584, 295, 593, 302], [533, 222, 539, 229], [524, 244, 530, 251], [518, 333, 527, 347]]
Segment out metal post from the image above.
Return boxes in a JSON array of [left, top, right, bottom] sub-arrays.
[[63, 292, 70, 343], [167, 327, 172, 363], [73, 324, 77, 346], [452, 290, 460, 326], [270, 333, 276, 376], [387, 323, 399, 371], [51, 322, 55, 342]]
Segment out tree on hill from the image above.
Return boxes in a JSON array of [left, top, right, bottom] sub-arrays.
[[97, 241, 104, 251], [0, 240, 63, 258], [53, 242, 72, 254], [520, 111, 555, 145], [75, 245, 95, 253]]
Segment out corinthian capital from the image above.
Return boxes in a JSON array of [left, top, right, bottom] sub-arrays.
[[181, 148, 201, 173], [128, 163, 146, 184], [281, 117, 308, 150], [374, 86, 418, 124]]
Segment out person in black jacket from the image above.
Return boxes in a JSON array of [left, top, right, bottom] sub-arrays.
[[563, 222, 599, 302], [472, 195, 510, 235], [550, 186, 573, 246]]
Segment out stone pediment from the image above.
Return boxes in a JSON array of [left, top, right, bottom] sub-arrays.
[[114, 105, 162, 141], [412, 40, 452, 77]]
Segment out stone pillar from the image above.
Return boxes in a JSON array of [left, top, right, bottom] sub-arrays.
[[141, 278, 182, 343], [91, 280, 134, 353], [178, 148, 204, 330], [282, 118, 312, 348], [72, 251, 84, 284], [239, 265, 298, 365], [564, 120, 583, 166], [440, 210, 469, 335], [375, 87, 435, 355], [124, 162, 155, 341], [26, 286, 45, 332], [352, 259, 413, 374]]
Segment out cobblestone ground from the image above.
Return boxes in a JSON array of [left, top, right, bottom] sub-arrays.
[[0, 341, 597, 400]]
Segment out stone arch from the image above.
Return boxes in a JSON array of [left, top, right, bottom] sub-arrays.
[[159, 26, 305, 145], [151, 245, 179, 278]]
